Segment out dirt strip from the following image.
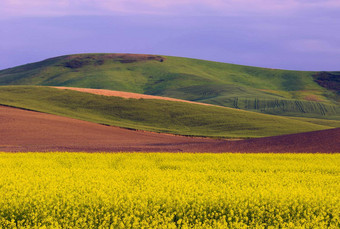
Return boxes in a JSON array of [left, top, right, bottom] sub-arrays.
[[53, 87, 219, 107], [0, 106, 339, 153]]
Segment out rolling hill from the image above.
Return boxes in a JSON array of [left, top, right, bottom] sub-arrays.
[[0, 54, 339, 119], [0, 86, 335, 138], [1, 105, 339, 153]]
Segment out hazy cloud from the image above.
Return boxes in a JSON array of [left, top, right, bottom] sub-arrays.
[[1, 0, 340, 18], [288, 39, 340, 54], [1, 1, 339, 71]]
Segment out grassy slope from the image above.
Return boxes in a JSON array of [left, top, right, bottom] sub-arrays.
[[0, 54, 338, 119], [0, 86, 334, 138], [288, 117, 340, 128]]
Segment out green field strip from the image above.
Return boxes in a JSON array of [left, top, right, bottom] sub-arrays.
[[0, 86, 334, 138]]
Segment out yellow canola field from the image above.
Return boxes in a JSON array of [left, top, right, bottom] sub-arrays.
[[0, 153, 339, 228]]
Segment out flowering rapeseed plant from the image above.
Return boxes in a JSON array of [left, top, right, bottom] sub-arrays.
[[0, 153, 339, 228]]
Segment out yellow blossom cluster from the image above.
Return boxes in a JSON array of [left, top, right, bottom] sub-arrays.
[[0, 153, 339, 228]]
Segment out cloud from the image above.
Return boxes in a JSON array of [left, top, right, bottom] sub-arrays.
[[0, 0, 102, 18], [288, 39, 340, 54], [1, 0, 340, 18]]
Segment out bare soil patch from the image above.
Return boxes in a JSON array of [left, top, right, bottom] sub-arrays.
[[53, 87, 217, 107], [63, 54, 165, 68], [66, 53, 164, 62], [0, 106, 338, 153]]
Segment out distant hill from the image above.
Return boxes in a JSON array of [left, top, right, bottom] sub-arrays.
[[0, 86, 335, 138], [0, 53, 339, 119]]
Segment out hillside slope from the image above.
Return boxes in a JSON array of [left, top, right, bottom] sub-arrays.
[[0, 86, 333, 138], [0, 105, 222, 152], [1, 105, 338, 153], [0, 54, 338, 119], [54, 86, 340, 128]]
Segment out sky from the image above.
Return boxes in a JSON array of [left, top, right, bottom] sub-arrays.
[[1, 0, 340, 71]]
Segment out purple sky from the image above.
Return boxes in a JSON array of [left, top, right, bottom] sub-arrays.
[[1, 0, 340, 71]]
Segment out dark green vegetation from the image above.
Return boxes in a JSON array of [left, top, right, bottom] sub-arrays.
[[0, 86, 336, 138], [313, 71, 340, 92], [0, 54, 338, 119]]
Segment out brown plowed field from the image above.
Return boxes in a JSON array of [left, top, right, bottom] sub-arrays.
[[0, 106, 339, 153]]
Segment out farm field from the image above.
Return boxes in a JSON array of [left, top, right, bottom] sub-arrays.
[[0, 54, 339, 119], [1, 105, 340, 153], [2, 2, 340, 228], [0, 153, 339, 228], [0, 86, 336, 139]]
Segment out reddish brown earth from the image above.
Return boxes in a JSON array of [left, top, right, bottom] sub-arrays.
[[0, 106, 339, 153], [53, 87, 220, 108]]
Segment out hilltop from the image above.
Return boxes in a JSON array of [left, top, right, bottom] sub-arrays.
[[0, 53, 339, 119]]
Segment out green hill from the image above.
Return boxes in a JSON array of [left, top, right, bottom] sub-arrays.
[[0, 86, 335, 138], [0, 54, 338, 119]]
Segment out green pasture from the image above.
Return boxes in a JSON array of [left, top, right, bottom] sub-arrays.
[[0, 86, 335, 138], [0, 54, 338, 118]]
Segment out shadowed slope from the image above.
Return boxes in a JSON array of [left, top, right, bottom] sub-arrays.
[[217, 128, 340, 153], [0, 106, 338, 153]]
